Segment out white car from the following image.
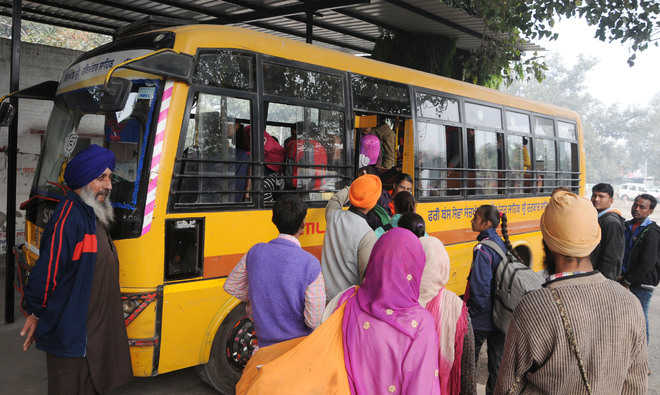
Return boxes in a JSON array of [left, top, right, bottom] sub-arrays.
[[617, 183, 659, 201]]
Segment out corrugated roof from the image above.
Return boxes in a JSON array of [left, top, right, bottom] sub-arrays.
[[2, 0, 541, 53]]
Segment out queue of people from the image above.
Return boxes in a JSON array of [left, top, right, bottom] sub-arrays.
[[19, 144, 654, 395]]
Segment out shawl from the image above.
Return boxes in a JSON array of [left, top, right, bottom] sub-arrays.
[[342, 228, 441, 395], [420, 235, 469, 395]]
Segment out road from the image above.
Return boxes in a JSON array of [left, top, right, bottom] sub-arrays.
[[1, 288, 658, 394]]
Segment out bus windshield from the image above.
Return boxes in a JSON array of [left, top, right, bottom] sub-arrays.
[[33, 78, 162, 239]]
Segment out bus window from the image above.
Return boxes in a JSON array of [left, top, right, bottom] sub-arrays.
[[265, 102, 345, 202], [557, 141, 578, 191], [465, 102, 502, 129], [506, 135, 532, 194], [415, 93, 460, 122], [264, 62, 344, 105], [416, 122, 462, 197], [534, 138, 557, 193], [557, 121, 576, 140], [467, 129, 504, 195], [263, 62, 347, 202], [193, 50, 256, 91], [505, 111, 531, 134], [534, 117, 555, 136], [350, 74, 411, 116], [172, 93, 252, 208]]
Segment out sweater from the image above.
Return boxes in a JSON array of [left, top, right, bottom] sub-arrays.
[[247, 237, 321, 347], [23, 191, 99, 357], [590, 210, 625, 280], [322, 187, 377, 302], [495, 272, 648, 394]]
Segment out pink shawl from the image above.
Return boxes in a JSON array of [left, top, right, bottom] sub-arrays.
[[420, 236, 469, 395], [342, 228, 441, 395]]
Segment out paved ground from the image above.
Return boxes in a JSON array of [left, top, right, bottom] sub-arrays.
[[1, 198, 658, 394], [1, 287, 658, 394]]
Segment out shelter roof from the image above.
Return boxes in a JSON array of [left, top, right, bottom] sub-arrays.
[[0, 0, 541, 54]]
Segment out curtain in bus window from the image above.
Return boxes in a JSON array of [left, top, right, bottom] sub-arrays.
[[467, 129, 503, 195], [534, 138, 556, 193], [416, 121, 461, 197], [174, 93, 252, 206], [557, 141, 573, 188], [266, 102, 345, 202]]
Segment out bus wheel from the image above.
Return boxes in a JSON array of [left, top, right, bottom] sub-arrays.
[[197, 303, 257, 394]]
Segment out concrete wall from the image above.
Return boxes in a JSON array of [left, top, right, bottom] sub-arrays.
[[0, 38, 83, 251]]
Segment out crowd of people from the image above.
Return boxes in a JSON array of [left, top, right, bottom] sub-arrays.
[[18, 144, 656, 394]]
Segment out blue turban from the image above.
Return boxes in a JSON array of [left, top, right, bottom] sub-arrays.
[[64, 144, 116, 190]]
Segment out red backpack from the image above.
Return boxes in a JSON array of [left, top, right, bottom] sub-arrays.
[[285, 139, 328, 191]]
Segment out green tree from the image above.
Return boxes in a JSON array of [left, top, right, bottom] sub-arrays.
[[374, 1, 660, 87], [0, 16, 110, 51]]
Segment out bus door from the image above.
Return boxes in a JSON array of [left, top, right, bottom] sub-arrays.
[[353, 113, 413, 188]]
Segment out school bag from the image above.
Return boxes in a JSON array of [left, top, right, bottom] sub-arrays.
[[480, 239, 545, 334], [284, 139, 328, 191]]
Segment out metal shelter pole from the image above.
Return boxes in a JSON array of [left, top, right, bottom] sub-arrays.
[[5, 0, 21, 324], [306, 11, 313, 44]]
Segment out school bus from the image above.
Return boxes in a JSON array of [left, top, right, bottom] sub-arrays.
[[6, 23, 583, 392]]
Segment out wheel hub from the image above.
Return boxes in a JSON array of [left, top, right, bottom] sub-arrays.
[[226, 317, 257, 370]]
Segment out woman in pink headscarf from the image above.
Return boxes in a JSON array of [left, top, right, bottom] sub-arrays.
[[419, 236, 476, 395], [237, 227, 440, 394], [339, 227, 441, 394]]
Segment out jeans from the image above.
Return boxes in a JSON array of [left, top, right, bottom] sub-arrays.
[[630, 286, 653, 344], [474, 329, 505, 395]]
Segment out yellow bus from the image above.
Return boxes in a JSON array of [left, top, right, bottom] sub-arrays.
[[10, 23, 583, 392]]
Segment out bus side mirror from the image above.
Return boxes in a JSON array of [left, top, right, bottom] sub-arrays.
[[0, 101, 16, 127], [100, 77, 132, 112]]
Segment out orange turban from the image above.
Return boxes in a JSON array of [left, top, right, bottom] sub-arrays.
[[540, 190, 601, 257], [349, 174, 382, 210]]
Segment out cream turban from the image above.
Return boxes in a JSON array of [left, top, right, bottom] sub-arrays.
[[540, 190, 601, 257]]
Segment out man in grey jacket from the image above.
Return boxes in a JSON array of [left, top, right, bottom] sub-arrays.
[[322, 174, 380, 301], [590, 183, 625, 280]]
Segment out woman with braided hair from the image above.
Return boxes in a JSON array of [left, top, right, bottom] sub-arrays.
[[463, 204, 514, 395]]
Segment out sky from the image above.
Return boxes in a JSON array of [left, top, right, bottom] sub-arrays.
[[538, 17, 660, 107]]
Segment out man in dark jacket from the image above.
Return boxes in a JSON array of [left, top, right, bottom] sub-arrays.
[[590, 183, 626, 280], [20, 145, 132, 394], [622, 193, 659, 344]]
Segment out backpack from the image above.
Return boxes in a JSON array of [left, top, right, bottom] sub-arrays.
[[480, 239, 545, 334], [284, 139, 328, 191]]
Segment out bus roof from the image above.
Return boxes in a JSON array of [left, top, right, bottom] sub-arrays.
[[164, 24, 578, 121]]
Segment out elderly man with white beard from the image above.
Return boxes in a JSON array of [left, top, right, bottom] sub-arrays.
[[20, 144, 132, 395]]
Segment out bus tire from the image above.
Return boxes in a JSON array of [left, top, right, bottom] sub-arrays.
[[197, 303, 256, 394]]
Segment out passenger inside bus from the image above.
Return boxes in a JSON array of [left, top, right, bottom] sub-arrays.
[[264, 101, 342, 202], [356, 114, 397, 171]]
